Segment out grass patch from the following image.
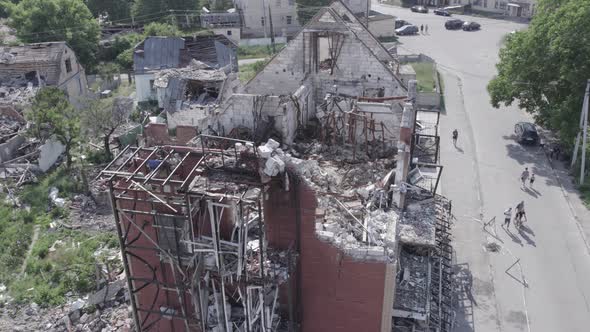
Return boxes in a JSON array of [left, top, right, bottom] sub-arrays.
[[580, 184, 590, 207], [239, 60, 267, 83], [410, 62, 436, 93], [0, 205, 35, 285], [238, 44, 285, 59], [378, 36, 398, 43], [20, 167, 86, 214], [10, 229, 118, 306]]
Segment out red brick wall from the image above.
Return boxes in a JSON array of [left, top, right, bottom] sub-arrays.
[[144, 123, 197, 147], [265, 172, 388, 332]]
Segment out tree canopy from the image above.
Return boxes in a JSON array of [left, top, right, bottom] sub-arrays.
[[296, 0, 331, 25], [85, 0, 130, 21], [132, 0, 201, 17], [4, 0, 100, 70], [26, 87, 80, 168], [487, 0, 590, 146]]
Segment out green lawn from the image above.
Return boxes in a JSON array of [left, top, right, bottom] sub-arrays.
[[238, 44, 285, 59], [239, 60, 267, 83], [410, 62, 437, 93]]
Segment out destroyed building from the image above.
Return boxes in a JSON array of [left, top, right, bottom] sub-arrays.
[[101, 2, 454, 331], [0, 42, 88, 105], [134, 35, 238, 103]]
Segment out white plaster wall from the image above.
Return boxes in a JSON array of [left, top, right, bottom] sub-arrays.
[[342, 0, 370, 14], [368, 18, 395, 37], [235, 0, 300, 37], [212, 28, 242, 44], [136, 73, 156, 102]]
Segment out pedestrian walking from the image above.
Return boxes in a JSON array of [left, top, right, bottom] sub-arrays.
[[529, 173, 535, 188], [420, 24, 424, 34], [452, 129, 458, 146], [515, 200, 526, 228], [425, 24, 429, 34], [503, 207, 512, 228], [520, 167, 530, 187]]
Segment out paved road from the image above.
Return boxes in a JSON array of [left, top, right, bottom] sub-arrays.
[[372, 3, 590, 332]]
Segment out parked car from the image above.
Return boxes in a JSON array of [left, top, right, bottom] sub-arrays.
[[395, 19, 412, 29], [411, 5, 428, 13], [395, 25, 419, 35], [462, 21, 481, 31], [515, 122, 539, 145], [434, 8, 451, 16], [445, 19, 464, 30]]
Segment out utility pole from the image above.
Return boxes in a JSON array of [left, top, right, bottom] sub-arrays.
[[571, 79, 590, 185], [262, 0, 268, 39], [365, 0, 370, 28], [268, 4, 276, 54]]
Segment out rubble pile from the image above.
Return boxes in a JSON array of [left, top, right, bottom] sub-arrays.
[[0, 84, 39, 105], [254, 139, 399, 262], [394, 248, 429, 318], [0, 281, 133, 332], [398, 198, 437, 246]]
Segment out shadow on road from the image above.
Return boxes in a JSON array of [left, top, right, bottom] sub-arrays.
[[453, 263, 476, 332], [518, 227, 536, 247], [521, 186, 541, 198], [501, 225, 523, 246], [504, 143, 561, 188]]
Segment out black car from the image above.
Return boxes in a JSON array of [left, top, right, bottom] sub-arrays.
[[395, 19, 411, 29], [395, 25, 419, 35], [411, 5, 428, 13], [434, 8, 450, 16], [515, 122, 539, 145], [462, 21, 481, 31], [445, 19, 464, 30]]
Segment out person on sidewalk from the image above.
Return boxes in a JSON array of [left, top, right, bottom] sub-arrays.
[[425, 24, 429, 34], [520, 168, 530, 188], [515, 200, 527, 228], [452, 129, 458, 146], [420, 24, 424, 34], [503, 207, 513, 228], [529, 173, 535, 188]]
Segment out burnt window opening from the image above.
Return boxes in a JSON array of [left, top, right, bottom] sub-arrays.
[[316, 31, 345, 75], [65, 58, 72, 73], [184, 80, 219, 104], [149, 79, 155, 92], [24, 71, 45, 86], [154, 215, 191, 257], [227, 30, 232, 36]]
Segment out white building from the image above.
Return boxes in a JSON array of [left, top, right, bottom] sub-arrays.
[[448, 0, 537, 18], [233, 0, 301, 38]]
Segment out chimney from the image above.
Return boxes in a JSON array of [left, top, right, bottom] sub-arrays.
[[392, 102, 415, 209]]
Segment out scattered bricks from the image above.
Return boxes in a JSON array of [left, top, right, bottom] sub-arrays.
[[265, 138, 280, 150], [264, 156, 284, 176], [257, 145, 273, 158]]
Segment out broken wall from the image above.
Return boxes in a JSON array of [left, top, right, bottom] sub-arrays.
[[244, 8, 405, 100], [264, 171, 395, 332], [144, 123, 198, 147], [0, 134, 25, 163]]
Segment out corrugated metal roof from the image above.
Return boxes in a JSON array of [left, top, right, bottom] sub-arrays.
[[133, 37, 185, 72]]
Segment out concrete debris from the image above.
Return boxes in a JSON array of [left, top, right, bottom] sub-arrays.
[[485, 237, 501, 252], [48, 187, 66, 208], [398, 199, 437, 246], [0, 84, 39, 105], [0, 280, 132, 332]]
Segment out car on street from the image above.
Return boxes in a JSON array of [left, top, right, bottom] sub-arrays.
[[515, 122, 539, 145], [445, 19, 464, 30], [462, 21, 481, 31], [395, 19, 412, 29], [434, 8, 451, 16], [411, 5, 428, 13], [395, 25, 419, 36]]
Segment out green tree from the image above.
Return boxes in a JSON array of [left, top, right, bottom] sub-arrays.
[[26, 87, 81, 168], [487, 0, 590, 146], [85, 0, 131, 21], [4, 0, 100, 70], [143, 21, 181, 36], [296, 0, 330, 25], [132, 0, 200, 17], [82, 97, 133, 157]]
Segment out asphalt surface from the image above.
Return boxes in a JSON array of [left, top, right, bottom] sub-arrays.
[[372, 3, 590, 332]]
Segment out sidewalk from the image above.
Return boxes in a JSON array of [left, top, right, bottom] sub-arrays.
[[547, 156, 590, 253]]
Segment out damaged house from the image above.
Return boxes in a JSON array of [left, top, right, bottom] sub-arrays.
[[101, 2, 454, 331], [134, 35, 238, 103], [0, 42, 88, 105]]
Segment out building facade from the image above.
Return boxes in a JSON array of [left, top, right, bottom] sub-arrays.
[[233, 0, 301, 38]]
